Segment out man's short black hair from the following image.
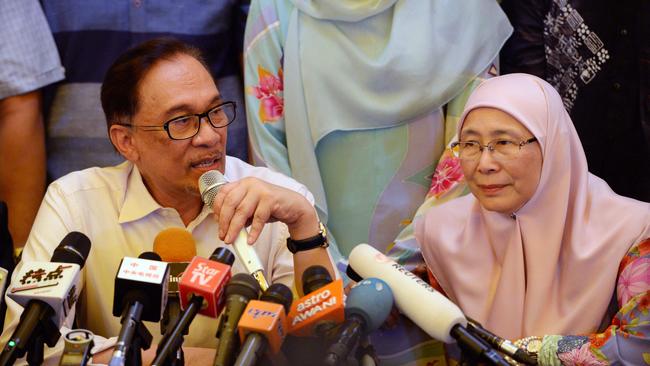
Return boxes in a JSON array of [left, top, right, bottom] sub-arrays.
[[100, 38, 212, 134]]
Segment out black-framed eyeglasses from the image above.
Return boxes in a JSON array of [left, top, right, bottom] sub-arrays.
[[450, 137, 538, 160], [116, 101, 236, 140]]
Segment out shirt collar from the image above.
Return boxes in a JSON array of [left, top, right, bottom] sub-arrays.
[[118, 163, 164, 224]]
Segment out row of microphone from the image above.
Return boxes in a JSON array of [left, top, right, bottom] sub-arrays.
[[0, 229, 389, 366], [0, 230, 537, 366]]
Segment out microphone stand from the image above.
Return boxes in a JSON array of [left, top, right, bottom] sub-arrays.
[[159, 295, 185, 366], [153, 296, 203, 366], [0, 301, 61, 366], [109, 302, 153, 366]]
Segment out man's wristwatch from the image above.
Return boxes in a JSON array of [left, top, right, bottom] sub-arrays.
[[286, 222, 329, 254]]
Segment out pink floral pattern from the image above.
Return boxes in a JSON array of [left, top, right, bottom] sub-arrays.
[[427, 152, 464, 198], [552, 239, 650, 365], [617, 257, 650, 305], [558, 343, 608, 366], [249, 65, 284, 123]]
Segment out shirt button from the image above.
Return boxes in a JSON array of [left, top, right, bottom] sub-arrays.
[[620, 28, 628, 36], [613, 82, 622, 90]]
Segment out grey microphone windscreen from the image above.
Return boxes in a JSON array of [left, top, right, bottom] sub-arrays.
[[198, 170, 227, 206]]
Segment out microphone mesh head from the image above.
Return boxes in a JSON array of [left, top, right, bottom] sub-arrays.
[[139, 251, 162, 261], [210, 247, 235, 266], [51, 231, 91, 267], [260, 283, 293, 314], [198, 170, 227, 206], [347, 278, 394, 332], [153, 227, 197, 262], [225, 273, 262, 300], [302, 265, 332, 294]]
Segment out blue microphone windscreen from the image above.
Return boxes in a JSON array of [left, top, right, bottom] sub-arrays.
[[346, 278, 394, 332]]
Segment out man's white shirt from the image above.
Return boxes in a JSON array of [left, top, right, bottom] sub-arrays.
[[1, 156, 315, 363]]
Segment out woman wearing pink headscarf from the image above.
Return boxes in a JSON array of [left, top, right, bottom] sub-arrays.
[[416, 74, 650, 365]]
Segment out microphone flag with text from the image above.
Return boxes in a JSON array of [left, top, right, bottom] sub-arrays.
[[0, 231, 91, 366], [109, 251, 169, 366], [199, 170, 269, 291], [234, 283, 293, 366], [287, 266, 344, 338], [348, 244, 510, 366], [152, 247, 235, 366], [323, 278, 394, 366]]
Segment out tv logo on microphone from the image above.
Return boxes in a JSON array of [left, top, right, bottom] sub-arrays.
[[287, 279, 345, 336], [238, 300, 288, 353], [248, 307, 278, 320], [189, 262, 222, 286]]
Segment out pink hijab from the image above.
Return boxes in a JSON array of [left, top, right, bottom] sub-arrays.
[[416, 74, 650, 340]]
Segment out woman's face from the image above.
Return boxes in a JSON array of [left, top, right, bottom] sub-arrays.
[[459, 107, 543, 214]]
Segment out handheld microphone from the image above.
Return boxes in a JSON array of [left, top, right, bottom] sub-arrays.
[[348, 244, 509, 366], [234, 283, 293, 366], [109, 252, 169, 366], [152, 247, 235, 366], [466, 318, 537, 365], [59, 329, 94, 366], [199, 170, 269, 291], [287, 266, 345, 338], [0, 232, 91, 366], [153, 228, 197, 336], [213, 273, 262, 366], [323, 278, 394, 366]]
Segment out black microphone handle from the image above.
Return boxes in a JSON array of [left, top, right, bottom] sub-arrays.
[[152, 295, 203, 366], [161, 294, 182, 336], [233, 333, 266, 366], [466, 318, 537, 365], [0, 300, 58, 366], [109, 302, 145, 366], [323, 315, 365, 366], [450, 324, 510, 366]]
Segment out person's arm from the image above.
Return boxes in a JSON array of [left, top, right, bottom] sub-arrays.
[[499, 0, 549, 77], [528, 238, 650, 366], [0, 91, 46, 249], [210, 177, 335, 295], [0, 0, 65, 250]]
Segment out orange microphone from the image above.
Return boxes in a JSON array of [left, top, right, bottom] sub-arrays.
[[152, 228, 197, 336], [234, 283, 293, 366], [287, 266, 344, 338]]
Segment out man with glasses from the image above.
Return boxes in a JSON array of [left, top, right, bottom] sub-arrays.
[[1, 38, 335, 363]]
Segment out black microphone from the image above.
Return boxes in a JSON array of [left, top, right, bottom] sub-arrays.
[[0, 232, 91, 366], [234, 283, 294, 366], [213, 273, 262, 366], [466, 318, 537, 365], [323, 278, 394, 366], [109, 252, 169, 366]]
